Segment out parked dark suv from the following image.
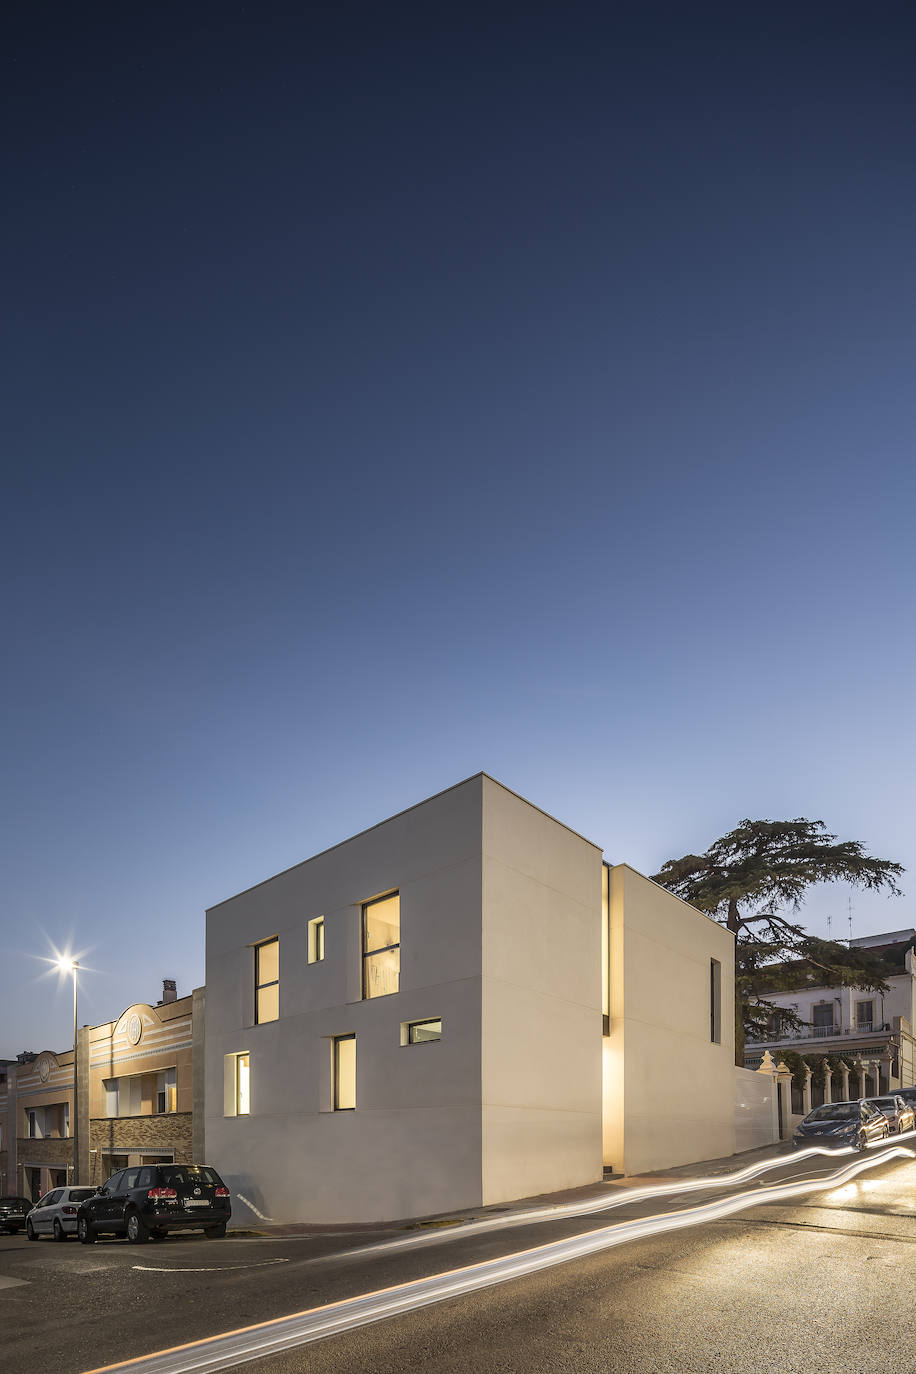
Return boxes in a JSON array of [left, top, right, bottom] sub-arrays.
[[76, 1164, 231, 1244], [0, 1196, 34, 1234]]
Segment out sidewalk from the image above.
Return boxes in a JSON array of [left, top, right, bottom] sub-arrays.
[[229, 1137, 797, 1239]]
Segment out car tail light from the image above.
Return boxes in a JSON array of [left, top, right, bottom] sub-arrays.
[[215, 1187, 229, 1197], [62, 1206, 77, 1216], [147, 1188, 177, 1200]]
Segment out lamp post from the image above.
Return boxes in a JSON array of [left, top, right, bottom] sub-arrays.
[[58, 959, 80, 1185]]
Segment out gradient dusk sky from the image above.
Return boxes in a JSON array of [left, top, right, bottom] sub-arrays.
[[3, 4, 915, 1052]]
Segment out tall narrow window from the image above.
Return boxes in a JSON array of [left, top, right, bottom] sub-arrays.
[[255, 938, 279, 1023], [223, 1053, 250, 1116], [236, 1053, 250, 1114], [362, 892, 400, 999], [333, 1035, 356, 1110], [308, 916, 325, 964], [710, 958, 722, 1044], [156, 1067, 177, 1114]]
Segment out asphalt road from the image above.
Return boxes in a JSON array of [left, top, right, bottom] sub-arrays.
[[3, 1147, 916, 1374]]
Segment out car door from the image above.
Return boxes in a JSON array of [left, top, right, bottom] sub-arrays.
[[33, 1190, 60, 1234], [93, 1172, 123, 1229], [114, 1168, 141, 1231]]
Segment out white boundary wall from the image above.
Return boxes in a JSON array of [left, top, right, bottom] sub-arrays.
[[734, 1066, 779, 1152]]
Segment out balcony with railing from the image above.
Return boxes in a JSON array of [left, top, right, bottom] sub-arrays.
[[746, 1020, 890, 1046]]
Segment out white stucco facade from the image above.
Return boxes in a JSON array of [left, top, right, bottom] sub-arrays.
[[205, 773, 740, 1223]]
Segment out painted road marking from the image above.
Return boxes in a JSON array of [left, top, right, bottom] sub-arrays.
[[133, 1259, 290, 1274]]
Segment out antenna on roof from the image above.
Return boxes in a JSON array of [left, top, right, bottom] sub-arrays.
[[848, 895, 853, 944], [827, 914, 832, 940]]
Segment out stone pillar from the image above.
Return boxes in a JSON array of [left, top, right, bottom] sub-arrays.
[[802, 1064, 813, 1116], [869, 1060, 880, 1096], [775, 1060, 794, 1141], [823, 1064, 833, 1104], [854, 1057, 867, 1099], [883, 1052, 895, 1094], [192, 985, 206, 1164], [838, 1061, 851, 1101], [756, 1051, 780, 1144]]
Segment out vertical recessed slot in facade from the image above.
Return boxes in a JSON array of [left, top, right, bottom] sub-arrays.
[[710, 958, 722, 1043]]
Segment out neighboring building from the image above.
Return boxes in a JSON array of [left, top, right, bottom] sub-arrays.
[[744, 930, 916, 1099], [0, 982, 204, 1200], [205, 773, 735, 1224]]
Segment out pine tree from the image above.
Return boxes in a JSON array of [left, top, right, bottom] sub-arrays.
[[651, 819, 904, 1065]]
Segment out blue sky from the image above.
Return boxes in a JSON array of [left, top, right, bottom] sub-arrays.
[[3, 3, 914, 1051]]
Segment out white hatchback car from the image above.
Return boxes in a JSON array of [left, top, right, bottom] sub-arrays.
[[27, 1187, 98, 1241]]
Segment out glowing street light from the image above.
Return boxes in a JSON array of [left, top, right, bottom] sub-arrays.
[[57, 957, 80, 1184]]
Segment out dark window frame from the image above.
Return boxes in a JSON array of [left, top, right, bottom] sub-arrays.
[[333, 1034, 356, 1111], [361, 892, 400, 1000], [407, 1018, 442, 1044], [254, 938, 279, 1024], [710, 958, 722, 1044]]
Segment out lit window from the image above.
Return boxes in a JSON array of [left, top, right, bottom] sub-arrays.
[[156, 1068, 177, 1114], [406, 1018, 441, 1044], [333, 1035, 356, 1110], [362, 893, 399, 999], [237, 1053, 250, 1114], [224, 1052, 250, 1116], [255, 938, 279, 1023], [308, 916, 325, 964]]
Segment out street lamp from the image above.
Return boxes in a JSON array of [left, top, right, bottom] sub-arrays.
[[57, 958, 80, 1185]]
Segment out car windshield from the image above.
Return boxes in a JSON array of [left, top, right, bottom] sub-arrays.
[[159, 1166, 222, 1187], [808, 1104, 858, 1121], [69, 1189, 96, 1202], [872, 1098, 896, 1110], [0, 1197, 29, 1205]]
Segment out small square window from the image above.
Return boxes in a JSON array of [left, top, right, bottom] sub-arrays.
[[308, 917, 325, 964], [405, 1018, 441, 1044]]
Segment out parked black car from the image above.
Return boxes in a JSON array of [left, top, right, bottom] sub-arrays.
[[793, 1099, 890, 1149], [0, 1196, 34, 1234], [76, 1164, 231, 1244], [893, 1086, 916, 1110]]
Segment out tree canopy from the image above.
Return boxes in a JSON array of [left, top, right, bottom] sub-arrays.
[[651, 819, 905, 1065]]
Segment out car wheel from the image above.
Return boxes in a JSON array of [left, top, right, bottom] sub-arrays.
[[126, 1211, 149, 1244], [204, 1223, 227, 1239], [53, 1219, 66, 1242], [856, 1130, 867, 1151], [77, 1216, 96, 1245], [26, 1219, 39, 1241]]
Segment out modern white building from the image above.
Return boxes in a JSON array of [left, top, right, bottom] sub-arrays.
[[205, 774, 737, 1224]]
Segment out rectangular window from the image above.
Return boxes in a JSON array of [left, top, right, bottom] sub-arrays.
[[156, 1068, 177, 1114], [223, 1053, 250, 1115], [333, 1035, 356, 1110], [308, 916, 325, 964], [856, 1000, 874, 1031], [407, 1018, 441, 1044], [103, 1079, 119, 1118], [710, 958, 722, 1044], [362, 892, 400, 999], [255, 938, 279, 1023], [812, 1004, 835, 1030], [602, 863, 610, 1036]]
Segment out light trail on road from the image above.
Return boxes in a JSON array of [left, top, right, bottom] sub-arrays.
[[335, 1137, 895, 1261], [82, 1145, 914, 1374]]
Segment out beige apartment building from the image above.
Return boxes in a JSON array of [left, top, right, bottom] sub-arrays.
[[0, 982, 204, 1201]]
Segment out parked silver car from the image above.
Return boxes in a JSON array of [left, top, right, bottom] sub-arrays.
[[26, 1187, 98, 1241], [865, 1095, 916, 1135]]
